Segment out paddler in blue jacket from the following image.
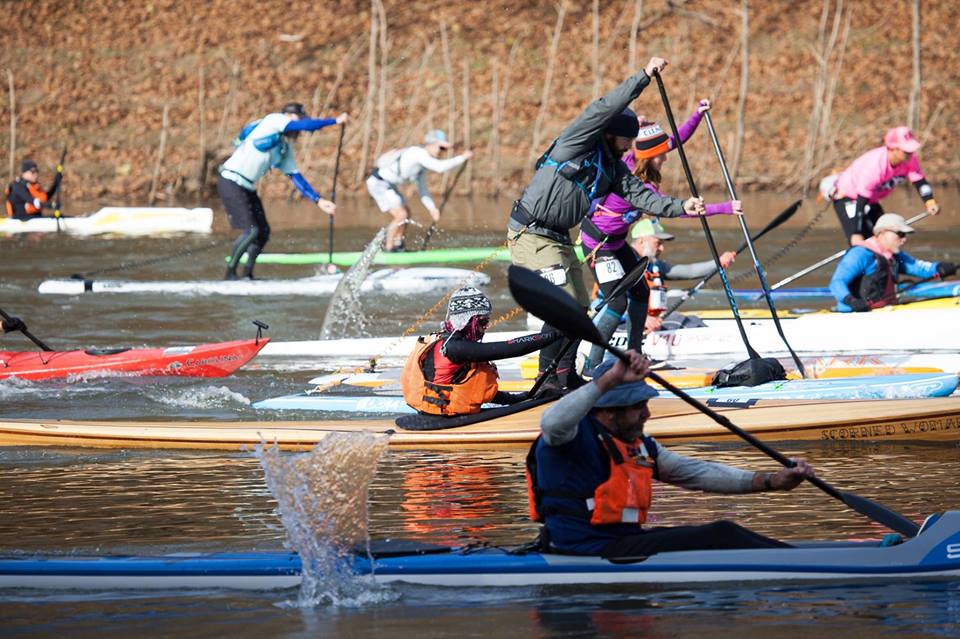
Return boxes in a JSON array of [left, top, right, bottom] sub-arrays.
[[507, 57, 705, 392], [526, 351, 815, 557], [829, 213, 956, 312], [219, 103, 349, 279]]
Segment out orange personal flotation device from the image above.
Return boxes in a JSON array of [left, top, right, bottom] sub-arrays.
[[645, 262, 668, 316], [526, 426, 656, 526], [401, 336, 499, 416], [5, 181, 48, 217]]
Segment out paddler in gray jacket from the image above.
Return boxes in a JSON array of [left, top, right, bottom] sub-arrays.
[[507, 57, 704, 391]]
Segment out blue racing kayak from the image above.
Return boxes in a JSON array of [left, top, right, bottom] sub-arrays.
[[253, 373, 958, 413], [2, 511, 959, 590]]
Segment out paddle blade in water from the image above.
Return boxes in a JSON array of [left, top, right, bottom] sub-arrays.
[[507, 265, 603, 345]]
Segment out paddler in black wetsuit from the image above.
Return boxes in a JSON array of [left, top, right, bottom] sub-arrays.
[[5, 159, 62, 220], [401, 287, 562, 416], [506, 57, 704, 392]]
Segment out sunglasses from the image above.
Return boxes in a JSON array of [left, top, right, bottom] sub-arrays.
[[476, 316, 490, 327], [886, 230, 908, 239]]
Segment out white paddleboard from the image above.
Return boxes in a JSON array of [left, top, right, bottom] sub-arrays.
[[0, 207, 213, 236]]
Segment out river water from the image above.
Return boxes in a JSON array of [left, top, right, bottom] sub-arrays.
[[2, 190, 960, 636]]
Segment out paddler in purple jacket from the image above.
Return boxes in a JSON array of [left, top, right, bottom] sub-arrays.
[[580, 100, 742, 367]]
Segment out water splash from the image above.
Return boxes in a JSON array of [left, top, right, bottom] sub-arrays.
[[319, 227, 387, 340], [255, 432, 395, 608]]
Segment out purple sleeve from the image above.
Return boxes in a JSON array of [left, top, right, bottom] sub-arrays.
[[705, 201, 735, 215], [668, 109, 704, 150]]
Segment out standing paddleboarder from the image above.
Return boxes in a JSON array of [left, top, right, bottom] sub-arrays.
[[506, 58, 703, 391], [219, 103, 348, 280]]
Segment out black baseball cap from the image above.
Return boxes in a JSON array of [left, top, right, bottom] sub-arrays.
[[21, 159, 38, 172]]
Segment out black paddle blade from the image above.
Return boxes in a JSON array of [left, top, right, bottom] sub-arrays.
[[507, 265, 604, 346], [839, 491, 920, 538]]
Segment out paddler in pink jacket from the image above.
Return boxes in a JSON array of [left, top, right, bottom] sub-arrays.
[[826, 126, 940, 245], [579, 100, 742, 368]]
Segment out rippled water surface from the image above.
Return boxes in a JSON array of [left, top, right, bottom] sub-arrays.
[[2, 192, 960, 636]]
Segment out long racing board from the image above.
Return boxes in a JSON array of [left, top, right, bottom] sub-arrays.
[[3, 510, 960, 589], [38, 268, 490, 297]]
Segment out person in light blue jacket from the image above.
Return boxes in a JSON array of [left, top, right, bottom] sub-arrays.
[[219, 103, 348, 279], [829, 213, 954, 312]]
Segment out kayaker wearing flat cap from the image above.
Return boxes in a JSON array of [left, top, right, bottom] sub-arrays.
[[830, 213, 956, 312], [507, 57, 704, 393], [526, 350, 815, 558]]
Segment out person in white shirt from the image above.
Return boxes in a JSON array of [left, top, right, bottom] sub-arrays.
[[219, 103, 348, 279], [366, 129, 472, 252]]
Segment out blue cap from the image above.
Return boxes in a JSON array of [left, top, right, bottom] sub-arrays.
[[590, 357, 659, 408], [424, 129, 450, 147]]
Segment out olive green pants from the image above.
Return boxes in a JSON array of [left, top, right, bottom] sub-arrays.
[[506, 230, 589, 306]]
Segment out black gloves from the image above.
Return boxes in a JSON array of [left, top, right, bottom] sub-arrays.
[[843, 295, 870, 312], [1, 316, 26, 333], [937, 262, 957, 278]]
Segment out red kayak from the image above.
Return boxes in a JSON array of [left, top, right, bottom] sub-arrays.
[[0, 338, 269, 380]]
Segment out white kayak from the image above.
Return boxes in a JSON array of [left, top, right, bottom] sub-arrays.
[[0, 207, 213, 236], [38, 268, 490, 297]]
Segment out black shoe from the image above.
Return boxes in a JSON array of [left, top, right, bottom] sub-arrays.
[[533, 375, 562, 398], [224, 268, 239, 281], [559, 371, 588, 391]]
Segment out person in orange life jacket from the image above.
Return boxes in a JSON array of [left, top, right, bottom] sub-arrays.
[[527, 351, 815, 557], [6, 159, 62, 220], [631, 218, 735, 332], [830, 213, 955, 313], [1, 316, 26, 334], [401, 287, 562, 416]]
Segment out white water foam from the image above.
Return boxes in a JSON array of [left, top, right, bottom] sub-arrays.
[[151, 385, 251, 409], [254, 432, 397, 608]]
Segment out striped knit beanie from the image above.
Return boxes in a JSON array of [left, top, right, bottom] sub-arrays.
[[445, 287, 492, 331], [633, 123, 670, 160]]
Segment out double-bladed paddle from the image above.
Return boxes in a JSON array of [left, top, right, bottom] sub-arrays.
[[507, 263, 921, 538], [664, 200, 801, 316], [53, 145, 67, 234], [0, 307, 53, 352], [527, 256, 649, 398]]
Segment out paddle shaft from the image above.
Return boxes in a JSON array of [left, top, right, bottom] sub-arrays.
[[702, 113, 806, 378], [328, 124, 345, 266], [653, 73, 759, 360], [421, 160, 469, 250], [768, 211, 931, 292], [54, 145, 67, 232], [527, 257, 648, 398], [664, 200, 800, 316], [0, 307, 52, 351]]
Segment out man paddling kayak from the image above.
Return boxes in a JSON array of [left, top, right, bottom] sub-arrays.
[[219, 103, 348, 279], [402, 287, 561, 416], [829, 213, 956, 312], [366, 130, 473, 252], [527, 351, 815, 557], [823, 126, 940, 245], [5, 159, 62, 220], [507, 57, 703, 392], [630, 218, 735, 331]]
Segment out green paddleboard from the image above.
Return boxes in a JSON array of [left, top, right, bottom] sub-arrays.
[[234, 244, 587, 266]]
